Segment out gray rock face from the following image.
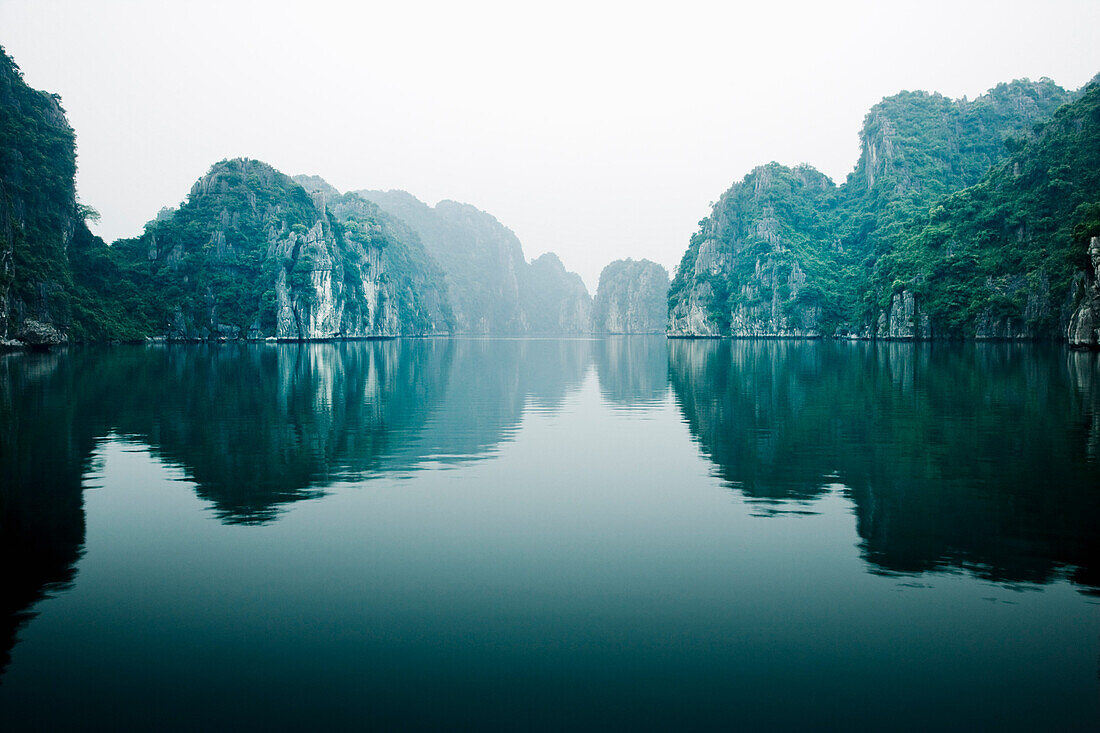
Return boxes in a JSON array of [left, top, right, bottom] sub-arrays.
[[523, 253, 592, 334], [144, 161, 451, 341], [726, 257, 822, 338], [667, 164, 835, 338], [353, 190, 526, 333], [1067, 237, 1100, 349], [592, 259, 669, 334], [356, 189, 591, 335], [667, 79, 1082, 342], [848, 80, 1075, 204], [872, 290, 932, 340], [12, 318, 67, 346]]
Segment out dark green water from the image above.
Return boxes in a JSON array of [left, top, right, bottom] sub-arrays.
[[1, 337, 1097, 730]]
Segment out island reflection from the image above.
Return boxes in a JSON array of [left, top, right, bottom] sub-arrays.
[[668, 339, 1100, 591], [2, 337, 1098, 680]]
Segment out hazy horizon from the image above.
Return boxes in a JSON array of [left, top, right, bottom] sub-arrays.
[[3, 0, 1099, 291]]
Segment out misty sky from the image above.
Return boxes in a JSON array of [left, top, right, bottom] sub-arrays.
[[3, 0, 1099, 291]]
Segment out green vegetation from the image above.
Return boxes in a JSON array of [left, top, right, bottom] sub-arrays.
[[670, 77, 1094, 339], [102, 159, 323, 338], [873, 83, 1100, 336], [1, 45, 454, 344], [323, 187, 454, 335], [1, 45, 78, 338]]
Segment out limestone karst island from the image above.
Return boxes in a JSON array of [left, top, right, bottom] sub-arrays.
[[3, 44, 1098, 348]]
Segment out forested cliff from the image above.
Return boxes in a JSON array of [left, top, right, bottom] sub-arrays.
[[1, 45, 95, 345], [5, 37, 1098, 346], [0, 43, 594, 344], [669, 77, 1100, 345], [1, 47, 455, 344], [100, 159, 455, 341]]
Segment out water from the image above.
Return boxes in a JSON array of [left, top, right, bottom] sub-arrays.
[[0, 337, 1097, 730]]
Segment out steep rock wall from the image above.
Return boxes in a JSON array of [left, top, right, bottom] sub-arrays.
[[669, 77, 1094, 341], [0, 47, 80, 346], [1067, 237, 1100, 348], [668, 164, 836, 338], [118, 159, 452, 340], [593, 259, 669, 334], [358, 189, 591, 335], [522, 253, 591, 334]]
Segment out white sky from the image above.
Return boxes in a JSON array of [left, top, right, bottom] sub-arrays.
[[3, 0, 1099, 291]]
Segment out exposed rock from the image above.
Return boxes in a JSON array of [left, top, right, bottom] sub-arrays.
[[592, 259, 668, 334], [356, 189, 590, 335], [668, 77, 1089, 341], [355, 190, 527, 333], [13, 319, 66, 346], [523, 253, 591, 334], [873, 290, 932, 340], [1067, 237, 1100, 349], [667, 164, 834, 338], [127, 160, 452, 341], [848, 80, 1074, 204]]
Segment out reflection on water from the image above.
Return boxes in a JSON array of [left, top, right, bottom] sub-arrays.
[[0, 352, 88, 676], [0, 339, 601, 678], [595, 335, 669, 408], [668, 340, 1100, 590], [1, 337, 1097, 728]]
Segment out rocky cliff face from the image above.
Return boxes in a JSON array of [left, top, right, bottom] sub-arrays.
[[668, 163, 836, 338], [863, 290, 933, 340], [669, 76, 1094, 340], [295, 177, 453, 336], [882, 80, 1100, 342], [1067, 237, 1100, 348], [355, 190, 526, 333], [112, 160, 452, 340], [0, 47, 81, 346], [848, 80, 1074, 205], [592, 258, 668, 334], [356, 190, 590, 334], [523, 253, 592, 334]]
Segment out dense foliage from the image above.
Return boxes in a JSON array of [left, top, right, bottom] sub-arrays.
[[322, 187, 454, 334], [104, 160, 322, 337], [100, 160, 456, 339], [0, 46, 77, 336], [670, 77, 1094, 338], [874, 82, 1100, 335], [1, 43, 456, 343]]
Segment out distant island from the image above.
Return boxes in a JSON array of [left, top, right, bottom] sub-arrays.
[[0, 46, 643, 344], [1, 44, 1097, 347]]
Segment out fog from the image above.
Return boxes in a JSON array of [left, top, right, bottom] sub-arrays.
[[2, 0, 1099, 290]]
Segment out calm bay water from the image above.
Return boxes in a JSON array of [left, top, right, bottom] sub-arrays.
[[1, 337, 1097, 730]]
